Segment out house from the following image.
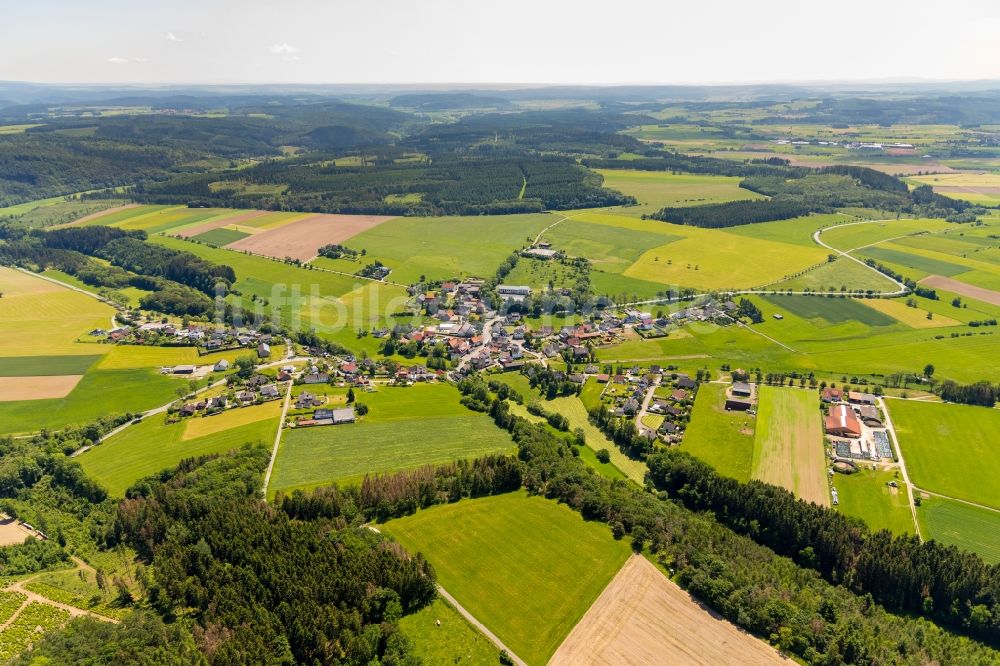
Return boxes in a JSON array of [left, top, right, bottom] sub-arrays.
[[213, 359, 230, 372], [848, 391, 876, 406], [313, 408, 335, 420], [260, 384, 280, 399], [676, 376, 697, 390], [821, 387, 843, 403], [731, 382, 752, 397], [825, 404, 862, 438], [857, 404, 882, 426], [207, 396, 227, 410], [295, 391, 321, 409], [180, 403, 197, 417], [659, 421, 679, 435], [523, 247, 557, 259], [671, 389, 688, 402], [303, 372, 330, 385], [257, 342, 271, 359], [238, 390, 257, 405]]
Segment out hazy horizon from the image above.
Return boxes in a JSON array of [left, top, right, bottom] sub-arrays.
[[3, 0, 999, 86]]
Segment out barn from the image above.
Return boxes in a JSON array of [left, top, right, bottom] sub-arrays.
[[825, 404, 862, 438]]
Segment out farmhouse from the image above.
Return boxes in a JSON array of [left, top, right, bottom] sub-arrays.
[[303, 372, 330, 384], [821, 387, 843, 403], [848, 391, 876, 406], [257, 342, 271, 359], [213, 359, 230, 372], [825, 404, 862, 438], [295, 391, 322, 409], [857, 404, 882, 425]]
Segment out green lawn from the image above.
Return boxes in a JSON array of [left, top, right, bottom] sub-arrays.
[[546, 395, 648, 485], [681, 383, 754, 482], [0, 369, 182, 436], [78, 408, 279, 496], [382, 491, 631, 666], [398, 598, 500, 665], [916, 495, 1000, 563], [888, 400, 1000, 509], [579, 378, 606, 412], [833, 467, 914, 535], [269, 384, 515, 495]]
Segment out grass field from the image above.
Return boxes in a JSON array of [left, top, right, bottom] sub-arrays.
[[540, 213, 678, 273], [269, 384, 514, 494], [596, 169, 763, 217], [0, 267, 114, 357], [325, 213, 553, 283], [398, 598, 500, 665], [916, 496, 1000, 563], [0, 355, 101, 376], [79, 406, 279, 496], [862, 297, 961, 328], [760, 294, 897, 327], [545, 395, 648, 484], [751, 386, 828, 506], [95, 344, 260, 371], [382, 491, 631, 665], [887, 400, 1000, 508], [681, 383, 754, 482], [833, 467, 914, 535], [859, 246, 972, 277], [775, 257, 899, 292], [820, 218, 953, 252]]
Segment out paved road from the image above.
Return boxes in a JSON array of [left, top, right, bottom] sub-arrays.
[[879, 397, 922, 539], [436, 585, 528, 666], [455, 316, 504, 373], [634, 380, 659, 437], [261, 382, 293, 497]]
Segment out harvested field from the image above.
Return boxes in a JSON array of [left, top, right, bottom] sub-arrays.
[[225, 213, 395, 261], [919, 274, 1000, 306], [751, 386, 828, 506], [0, 375, 83, 401], [0, 518, 32, 546], [550, 555, 785, 666], [67, 203, 141, 226], [175, 210, 268, 238]]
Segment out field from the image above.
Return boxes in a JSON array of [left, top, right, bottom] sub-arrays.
[[919, 275, 1000, 307], [862, 297, 961, 328], [225, 213, 395, 261], [190, 227, 251, 246], [751, 386, 828, 506], [906, 172, 1000, 205], [681, 383, 754, 482], [0, 375, 83, 401], [0, 519, 31, 546], [382, 491, 631, 665], [887, 400, 1000, 509], [596, 169, 763, 217], [549, 555, 784, 666], [329, 213, 553, 283], [269, 384, 515, 494], [916, 496, 1000, 564], [397, 598, 500, 665], [760, 295, 897, 327], [174, 209, 272, 237], [859, 246, 971, 277], [775, 257, 898, 293], [0, 267, 114, 357], [820, 218, 954, 252], [545, 395, 648, 484], [832, 467, 914, 535], [78, 405, 280, 496]]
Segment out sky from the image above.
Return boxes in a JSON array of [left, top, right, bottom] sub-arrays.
[[2, 0, 1000, 85]]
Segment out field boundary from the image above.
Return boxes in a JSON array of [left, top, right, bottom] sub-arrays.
[[436, 585, 527, 666]]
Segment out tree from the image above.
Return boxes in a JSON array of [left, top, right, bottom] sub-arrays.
[[595, 449, 611, 464], [235, 355, 255, 379], [355, 402, 369, 416], [346, 388, 355, 403], [923, 364, 935, 378]]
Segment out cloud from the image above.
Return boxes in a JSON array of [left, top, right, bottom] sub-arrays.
[[269, 43, 298, 55], [166, 31, 182, 42], [107, 56, 129, 64]]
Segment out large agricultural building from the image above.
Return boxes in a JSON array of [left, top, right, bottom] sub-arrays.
[[825, 404, 862, 438]]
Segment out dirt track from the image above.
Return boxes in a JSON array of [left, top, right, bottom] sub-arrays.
[[224, 213, 395, 261], [175, 210, 269, 237], [549, 555, 787, 666], [920, 274, 1000, 307]]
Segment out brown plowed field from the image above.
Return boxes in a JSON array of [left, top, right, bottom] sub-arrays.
[[176, 210, 269, 238], [224, 214, 395, 261], [0, 375, 83, 401], [550, 555, 787, 666], [920, 275, 1000, 306]]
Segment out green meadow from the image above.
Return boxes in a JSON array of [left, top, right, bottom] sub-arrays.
[[269, 383, 515, 495], [383, 491, 631, 666], [916, 496, 1000, 564], [833, 467, 914, 535], [887, 400, 1000, 509], [79, 403, 280, 496], [398, 598, 500, 665], [681, 383, 754, 482], [596, 169, 763, 217]]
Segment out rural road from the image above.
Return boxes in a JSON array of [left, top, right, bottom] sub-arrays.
[[261, 382, 293, 497], [435, 585, 528, 666], [634, 379, 659, 437], [878, 398, 922, 539], [455, 315, 504, 373]]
